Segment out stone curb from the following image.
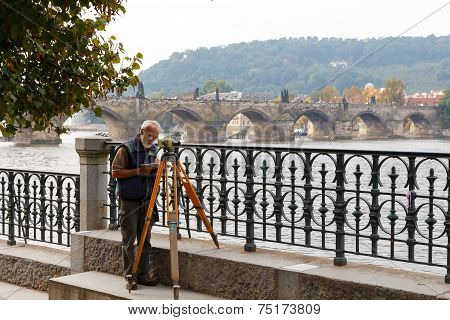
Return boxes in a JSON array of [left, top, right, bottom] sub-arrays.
[[0, 253, 70, 291], [72, 230, 450, 300]]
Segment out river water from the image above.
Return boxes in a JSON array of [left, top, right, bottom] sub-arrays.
[[1, 131, 449, 174], [1, 131, 449, 278]]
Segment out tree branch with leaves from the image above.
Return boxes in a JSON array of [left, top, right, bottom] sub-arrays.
[[0, 0, 142, 136]]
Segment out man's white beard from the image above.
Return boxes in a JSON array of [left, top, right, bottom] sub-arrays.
[[140, 135, 152, 149]]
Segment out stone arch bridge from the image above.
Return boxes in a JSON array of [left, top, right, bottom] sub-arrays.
[[93, 98, 443, 142], [13, 98, 443, 144]]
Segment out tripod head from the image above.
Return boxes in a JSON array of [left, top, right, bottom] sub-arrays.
[[157, 137, 181, 151], [158, 137, 181, 161]]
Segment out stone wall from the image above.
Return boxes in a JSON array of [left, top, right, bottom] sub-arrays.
[[71, 230, 449, 300], [0, 253, 70, 291]]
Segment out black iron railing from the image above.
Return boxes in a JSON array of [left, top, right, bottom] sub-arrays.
[[0, 168, 80, 246], [105, 142, 450, 283]]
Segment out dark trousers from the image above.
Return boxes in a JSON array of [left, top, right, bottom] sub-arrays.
[[119, 198, 157, 278]]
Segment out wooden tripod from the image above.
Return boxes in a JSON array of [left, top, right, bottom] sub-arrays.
[[128, 151, 219, 299]]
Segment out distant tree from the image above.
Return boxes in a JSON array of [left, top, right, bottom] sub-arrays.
[[0, 0, 142, 136], [179, 90, 193, 100], [439, 89, 450, 129], [379, 78, 406, 105], [136, 81, 145, 99], [148, 91, 164, 99], [303, 95, 314, 103], [137, 36, 450, 97], [311, 86, 340, 103], [202, 79, 232, 94], [362, 84, 380, 104], [343, 86, 364, 104]]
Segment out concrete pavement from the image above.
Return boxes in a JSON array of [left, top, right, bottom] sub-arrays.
[[0, 281, 47, 300], [48, 271, 222, 300]]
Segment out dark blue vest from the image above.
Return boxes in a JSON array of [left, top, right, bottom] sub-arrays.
[[116, 137, 158, 201]]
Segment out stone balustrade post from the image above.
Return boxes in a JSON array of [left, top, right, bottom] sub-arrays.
[[75, 137, 111, 231]]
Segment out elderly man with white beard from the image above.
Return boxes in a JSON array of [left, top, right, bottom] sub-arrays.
[[111, 120, 161, 291]]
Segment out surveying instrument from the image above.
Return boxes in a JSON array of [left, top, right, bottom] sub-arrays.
[[127, 138, 220, 299]]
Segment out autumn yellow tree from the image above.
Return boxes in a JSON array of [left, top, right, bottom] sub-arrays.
[[343, 86, 364, 104], [310, 85, 340, 103], [362, 84, 380, 104], [303, 95, 314, 103], [379, 78, 406, 105]]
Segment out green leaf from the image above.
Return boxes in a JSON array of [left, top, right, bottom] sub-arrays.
[[136, 52, 143, 59], [93, 107, 103, 117], [132, 62, 140, 70], [112, 55, 121, 64]]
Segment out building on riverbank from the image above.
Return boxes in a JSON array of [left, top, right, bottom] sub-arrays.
[[406, 90, 444, 107]]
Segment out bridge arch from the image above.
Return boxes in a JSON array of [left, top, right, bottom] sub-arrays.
[[63, 105, 131, 140], [293, 110, 333, 139], [403, 112, 431, 137], [98, 106, 132, 140], [225, 108, 271, 141], [154, 106, 205, 141], [352, 111, 386, 138], [157, 106, 204, 123], [227, 108, 271, 124]]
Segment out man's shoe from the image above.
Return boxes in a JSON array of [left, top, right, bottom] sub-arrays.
[[126, 277, 137, 291], [137, 274, 158, 286]]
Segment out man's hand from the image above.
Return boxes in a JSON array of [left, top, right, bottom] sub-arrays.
[[112, 164, 159, 179], [138, 164, 158, 176]]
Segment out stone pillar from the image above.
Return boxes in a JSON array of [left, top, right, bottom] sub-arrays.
[[443, 128, 450, 138], [386, 119, 404, 138], [254, 121, 294, 142], [206, 121, 228, 142], [334, 121, 353, 139], [75, 137, 111, 231]]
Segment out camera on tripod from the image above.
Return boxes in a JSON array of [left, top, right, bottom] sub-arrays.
[[157, 137, 181, 150]]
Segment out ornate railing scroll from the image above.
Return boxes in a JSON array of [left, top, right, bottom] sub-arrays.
[[104, 142, 450, 283], [0, 168, 80, 246]]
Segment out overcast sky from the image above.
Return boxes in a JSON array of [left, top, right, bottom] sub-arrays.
[[105, 0, 450, 69]]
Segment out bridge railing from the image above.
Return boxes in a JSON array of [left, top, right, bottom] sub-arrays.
[[0, 168, 80, 246], [104, 141, 450, 283]]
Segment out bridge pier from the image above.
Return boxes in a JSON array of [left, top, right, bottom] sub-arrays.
[[183, 122, 228, 143], [334, 121, 353, 139], [386, 119, 404, 138], [308, 121, 335, 140], [14, 128, 62, 145], [253, 121, 294, 142]]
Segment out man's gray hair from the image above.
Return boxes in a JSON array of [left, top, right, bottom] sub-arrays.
[[141, 120, 161, 131]]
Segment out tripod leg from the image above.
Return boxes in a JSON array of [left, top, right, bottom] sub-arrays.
[[131, 160, 165, 283], [169, 160, 180, 300], [178, 179, 192, 238], [175, 161, 219, 249]]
